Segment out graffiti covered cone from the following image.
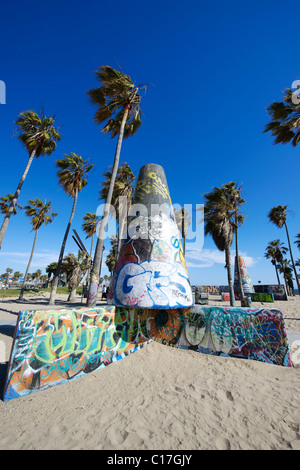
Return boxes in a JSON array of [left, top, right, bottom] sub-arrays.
[[108, 163, 194, 309]]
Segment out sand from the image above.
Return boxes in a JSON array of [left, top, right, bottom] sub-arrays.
[[0, 292, 300, 450]]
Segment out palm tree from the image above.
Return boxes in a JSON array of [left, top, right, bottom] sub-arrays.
[[268, 205, 300, 295], [0, 110, 61, 249], [203, 187, 236, 306], [45, 262, 58, 286], [264, 87, 300, 146], [82, 212, 99, 258], [264, 239, 288, 285], [1, 268, 13, 292], [61, 251, 89, 302], [220, 182, 246, 302], [19, 198, 57, 299], [12, 271, 23, 285], [100, 162, 135, 256], [278, 259, 294, 295], [86, 66, 148, 306], [48, 153, 93, 305], [0, 193, 22, 215], [32, 269, 42, 288], [295, 233, 300, 250]]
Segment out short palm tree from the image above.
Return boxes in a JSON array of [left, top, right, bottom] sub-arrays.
[[61, 251, 89, 302], [0, 110, 61, 249], [86, 66, 148, 306], [32, 269, 42, 288], [278, 259, 294, 294], [264, 239, 288, 285], [203, 187, 236, 306], [12, 271, 23, 284], [48, 153, 93, 305], [0, 193, 22, 215], [19, 198, 57, 299], [100, 162, 135, 256], [264, 87, 300, 146], [82, 212, 99, 258], [268, 205, 300, 294]]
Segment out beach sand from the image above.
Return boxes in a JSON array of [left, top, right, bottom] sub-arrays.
[[0, 292, 300, 450]]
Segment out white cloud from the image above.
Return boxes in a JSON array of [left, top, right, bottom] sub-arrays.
[[185, 248, 259, 269], [0, 250, 59, 269]]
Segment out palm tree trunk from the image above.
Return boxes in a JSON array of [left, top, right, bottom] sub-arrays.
[[48, 191, 78, 305], [284, 222, 300, 295], [274, 263, 280, 285], [0, 149, 36, 249], [19, 229, 38, 300], [87, 106, 130, 306], [225, 246, 235, 307], [235, 218, 245, 302]]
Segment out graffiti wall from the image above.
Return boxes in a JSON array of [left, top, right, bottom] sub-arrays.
[[4, 305, 292, 401], [195, 286, 220, 295], [3, 306, 150, 401], [254, 285, 288, 301], [140, 306, 291, 367], [251, 293, 274, 303]]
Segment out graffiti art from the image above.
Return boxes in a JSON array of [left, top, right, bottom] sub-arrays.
[[3, 307, 151, 401]]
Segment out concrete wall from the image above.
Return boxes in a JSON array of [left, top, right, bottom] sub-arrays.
[[3, 305, 292, 401]]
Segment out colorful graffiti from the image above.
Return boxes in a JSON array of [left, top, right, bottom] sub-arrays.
[[3, 307, 151, 401], [109, 163, 193, 309], [253, 285, 288, 301], [195, 286, 220, 295], [234, 256, 255, 297], [251, 293, 274, 303], [141, 306, 291, 367], [3, 304, 292, 400]]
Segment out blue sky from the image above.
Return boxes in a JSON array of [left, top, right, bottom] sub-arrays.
[[0, 0, 299, 287]]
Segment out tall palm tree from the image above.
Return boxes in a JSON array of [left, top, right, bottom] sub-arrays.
[[264, 87, 300, 146], [100, 162, 135, 256], [0, 110, 61, 249], [219, 182, 245, 302], [264, 239, 288, 285], [86, 66, 147, 306], [82, 212, 99, 258], [0, 193, 22, 215], [19, 198, 57, 299], [203, 187, 236, 306], [48, 153, 93, 305], [268, 205, 300, 295]]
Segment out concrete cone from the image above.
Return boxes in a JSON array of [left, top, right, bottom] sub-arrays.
[[234, 256, 255, 296], [108, 163, 193, 309]]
